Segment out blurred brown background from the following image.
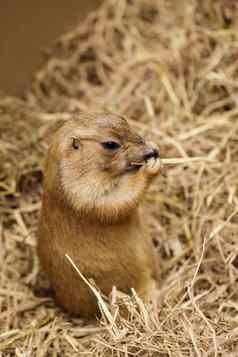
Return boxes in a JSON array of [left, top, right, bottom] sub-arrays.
[[0, 0, 101, 96]]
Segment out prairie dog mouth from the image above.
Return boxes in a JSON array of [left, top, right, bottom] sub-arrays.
[[126, 146, 159, 173], [126, 161, 144, 173]]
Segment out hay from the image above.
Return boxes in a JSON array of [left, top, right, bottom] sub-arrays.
[[1, 0, 238, 355]]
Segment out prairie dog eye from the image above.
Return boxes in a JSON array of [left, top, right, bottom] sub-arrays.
[[101, 141, 121, 150], [72, 138, 80, 150]]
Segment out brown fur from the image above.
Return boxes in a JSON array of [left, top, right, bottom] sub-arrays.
[[38, 112, 160, 317]]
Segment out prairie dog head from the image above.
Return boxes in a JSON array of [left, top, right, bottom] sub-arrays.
[[44, 113, 160, 222]]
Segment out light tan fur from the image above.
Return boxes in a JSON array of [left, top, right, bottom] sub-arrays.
[[38, 112, 160, 317]]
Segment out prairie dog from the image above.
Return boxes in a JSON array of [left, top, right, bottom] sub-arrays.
[[38, 112, 160, 317]]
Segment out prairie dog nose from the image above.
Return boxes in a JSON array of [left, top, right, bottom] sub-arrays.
[[144, 146, 159, 161]]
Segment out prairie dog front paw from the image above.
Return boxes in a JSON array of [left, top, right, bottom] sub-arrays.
[[145, 157, 161, 176]]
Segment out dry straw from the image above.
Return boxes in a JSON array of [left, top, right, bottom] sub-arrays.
[[161, 157, 212, 165], [1, 0, 238, 355]]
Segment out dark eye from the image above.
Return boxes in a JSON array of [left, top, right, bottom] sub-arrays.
[[72, 138, 80, 150], [101, 141, 121, 150]]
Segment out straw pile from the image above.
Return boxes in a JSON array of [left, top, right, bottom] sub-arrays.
[[1, 0, 238, 355]]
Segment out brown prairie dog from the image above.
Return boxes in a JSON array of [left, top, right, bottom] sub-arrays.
[[38, 112, 161, 317]]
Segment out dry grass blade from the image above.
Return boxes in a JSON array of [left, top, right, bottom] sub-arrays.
[[65, 254, 121, 338], [161, 157, 212, 165]]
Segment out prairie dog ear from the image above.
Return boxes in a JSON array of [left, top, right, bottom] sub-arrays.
[[71, 137, 81, 150]]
